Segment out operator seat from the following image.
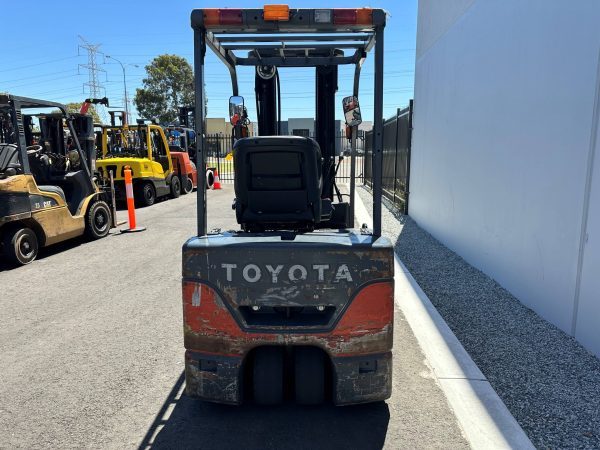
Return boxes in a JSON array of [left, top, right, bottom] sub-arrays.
[[0, 144, 20, 173], [233, 136, 323, 231]]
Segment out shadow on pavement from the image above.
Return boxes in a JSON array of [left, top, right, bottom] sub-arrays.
[[0, 236, 86, 272], [139, 372, 390, 450], [0, 230, 125, 272]]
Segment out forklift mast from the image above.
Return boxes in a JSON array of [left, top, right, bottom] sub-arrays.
[[254, 65, 279, 136], [109, 110, 127, 127], [71, 114, 97, 173], [315, 65, 338, 200], [178, 106, 194, 128]]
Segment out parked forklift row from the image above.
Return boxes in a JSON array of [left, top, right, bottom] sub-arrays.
[[0, 96, 202, 265]]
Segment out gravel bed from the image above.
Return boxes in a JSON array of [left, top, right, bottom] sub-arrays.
[[358, 185, 600, 449]]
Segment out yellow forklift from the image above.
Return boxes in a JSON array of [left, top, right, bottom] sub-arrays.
[[96, 112, 180, 207], [0, 94, 114, 265]]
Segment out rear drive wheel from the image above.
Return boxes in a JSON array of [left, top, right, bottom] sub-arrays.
[[3, 227, 38, 265], [294, 347, 325, 405], [138, 182, 156, 207], [85, 200, 111, 240], [170, 176, 181, 199], [182, 176, 193, 194], [253, 347, 284, 405]]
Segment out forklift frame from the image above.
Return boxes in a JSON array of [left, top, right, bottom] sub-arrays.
[[191, 8, 385, 237]]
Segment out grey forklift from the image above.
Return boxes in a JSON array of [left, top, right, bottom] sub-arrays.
[[181, 6, 393, 405]]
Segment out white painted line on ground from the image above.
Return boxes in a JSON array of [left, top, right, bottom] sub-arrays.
[[353, 192, 534, 450]]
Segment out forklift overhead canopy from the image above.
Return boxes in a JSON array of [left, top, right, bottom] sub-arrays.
[[191, 6, 386, 237], [191, 7, 384, 96], [0, 94, 86, 176], [0, 94, 67, 113]]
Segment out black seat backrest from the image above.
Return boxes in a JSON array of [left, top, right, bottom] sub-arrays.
[[233, 136, 323, 231], [0, 144, 19, 172]]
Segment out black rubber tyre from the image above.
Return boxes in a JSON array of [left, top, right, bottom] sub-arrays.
[[138, 182, 156, 207], [85, 200, 111, 240], [206, 170, 214, 190], [3, 226, 38, 265], [170, 176, 181, 199], [294, 347, 325, 405], [182, 176, 194, 194], [253, 347, 284, 405]]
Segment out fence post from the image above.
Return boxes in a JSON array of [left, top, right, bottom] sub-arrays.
[[364, 130, 371, 186], [405, 99, 414, 215], [392, 108, 401, 207], [216, 134, 222, 180]]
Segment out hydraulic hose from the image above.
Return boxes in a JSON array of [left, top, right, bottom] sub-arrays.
[[275, 69, 281, 135]]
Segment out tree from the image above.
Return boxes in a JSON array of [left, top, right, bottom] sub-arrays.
[[53, 102, 102, 123], [133, 54, 194, 124]]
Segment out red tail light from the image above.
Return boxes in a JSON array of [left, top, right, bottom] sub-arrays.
[[333, 8, 373, 25], [203, 9, 243, 26]]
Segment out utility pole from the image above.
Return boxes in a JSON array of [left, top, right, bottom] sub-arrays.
[[106, 55, 138, 125], [78, 35, 107, 122]]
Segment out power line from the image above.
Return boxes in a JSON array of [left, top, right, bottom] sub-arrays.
[[0, 69, 77, 85], [20, 86, 85, 97], [2, 73, 83, 91], [0, 55, 79, 74]]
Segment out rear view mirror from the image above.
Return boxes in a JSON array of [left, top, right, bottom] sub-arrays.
[[342, 95, 362, 127], [229, 96, 245, 125]]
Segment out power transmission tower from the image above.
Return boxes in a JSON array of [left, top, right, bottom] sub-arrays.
[[78, 35, 107, 121]]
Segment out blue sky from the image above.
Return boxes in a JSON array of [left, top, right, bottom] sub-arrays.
[[0, 1, 416, 123]]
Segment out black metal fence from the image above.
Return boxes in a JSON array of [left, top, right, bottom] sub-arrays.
[[365, 100, 413, 214], [204, 132, 366, 185]]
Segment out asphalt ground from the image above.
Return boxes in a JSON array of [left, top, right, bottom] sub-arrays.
[[358, 185, 600, 449], [0, 185, 468, 449]]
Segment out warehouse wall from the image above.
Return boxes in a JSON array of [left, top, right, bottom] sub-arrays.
[[411, 0, 600, 356]]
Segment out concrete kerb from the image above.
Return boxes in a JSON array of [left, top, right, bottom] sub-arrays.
[[354, 192, 534, 450]]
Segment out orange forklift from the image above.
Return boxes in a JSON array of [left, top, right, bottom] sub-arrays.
[[182, 6, 393, 405], [165, 126, 197, 194]]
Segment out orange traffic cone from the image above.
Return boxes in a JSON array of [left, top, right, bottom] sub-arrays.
[[121, 166, 146, 233], [213, 169, 222, 190]]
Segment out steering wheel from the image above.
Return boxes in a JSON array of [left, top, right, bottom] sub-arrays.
[[26, 145, 43, 155]]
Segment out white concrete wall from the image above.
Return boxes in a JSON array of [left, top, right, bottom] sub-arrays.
[[575, 87, 600, 353], [411, 0, 600, 356]]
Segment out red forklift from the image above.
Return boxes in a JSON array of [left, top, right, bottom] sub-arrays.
[[182, 6, 393, 405], [164, 125, 198, 194]]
